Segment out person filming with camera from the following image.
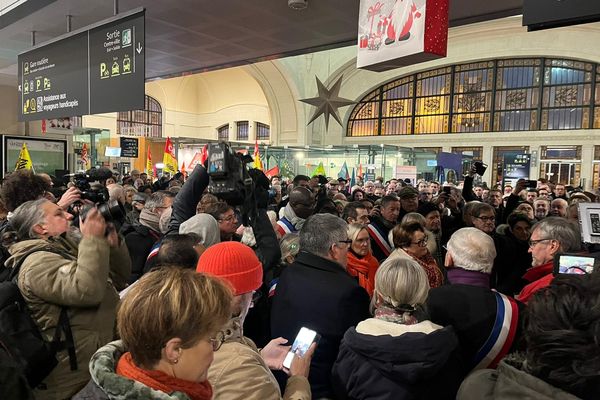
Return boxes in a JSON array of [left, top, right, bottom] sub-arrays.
[[2, 198, 130, 399]]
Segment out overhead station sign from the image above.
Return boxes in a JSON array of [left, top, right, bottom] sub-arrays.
[[18, 8, 145, 122]]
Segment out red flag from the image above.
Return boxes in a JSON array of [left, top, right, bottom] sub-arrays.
[[358, 163, 363, 178], [265, 165, 280, 179], [200, 144, 208, 166], [181, 161, 187, 177]]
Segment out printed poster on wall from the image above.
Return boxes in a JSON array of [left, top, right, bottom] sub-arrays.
[[357, 0, 449, 71]]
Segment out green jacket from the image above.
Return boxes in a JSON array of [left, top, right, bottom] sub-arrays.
[[6, 233, 131, 400], [458, 355, 581, 400]]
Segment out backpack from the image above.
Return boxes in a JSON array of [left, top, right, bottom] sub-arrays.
[[0, 249, 78, 388]]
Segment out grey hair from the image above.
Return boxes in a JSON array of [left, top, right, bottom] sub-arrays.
[[10, 198, 49, 240], [373, 257, 429, 310], [401, 212, 426, 226], [145, 191, 173, 211], [447, 227, 496, 273], [300, 213, 347, 257], [533, 217, 581, 252], [280, 233, 300, 262]]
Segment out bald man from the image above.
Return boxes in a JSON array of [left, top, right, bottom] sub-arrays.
[[549, 198, 568, 218], [276, 186, 315, 238]]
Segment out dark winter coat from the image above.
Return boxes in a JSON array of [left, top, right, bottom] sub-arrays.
[[271, 251, 370, 399], [121, 223, 161, 283], [332, 320, 463, 400]]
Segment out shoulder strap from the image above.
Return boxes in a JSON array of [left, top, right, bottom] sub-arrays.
[[9, 246, 78, 371]]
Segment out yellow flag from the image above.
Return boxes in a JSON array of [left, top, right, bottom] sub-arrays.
[[162, 137, 178, 175], [15, 142, 34, 172], [312, 162, 326, 177]]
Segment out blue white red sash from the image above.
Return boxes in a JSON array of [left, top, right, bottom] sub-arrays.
[[367, 223, 392, 256], [472, 291, 519, 370], [276, 217, 296, 236]]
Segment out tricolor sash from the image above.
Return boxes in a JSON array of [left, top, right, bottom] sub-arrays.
[[367, 223, 392, 257], [472, 291, 519, 370]]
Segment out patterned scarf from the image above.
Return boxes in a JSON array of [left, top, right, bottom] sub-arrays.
[[374, 304, 418, 325], [117, 352, 213, 400], [403, 247, 444, 288]]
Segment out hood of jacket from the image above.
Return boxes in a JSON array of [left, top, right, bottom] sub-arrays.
[[86, 340, 191, 400], [341, 324, 458, 385], [5, 235, 76, 270], [471, 354, 581, 400]]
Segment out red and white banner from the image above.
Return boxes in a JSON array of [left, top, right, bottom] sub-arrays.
[[357, 0, 448, 71]]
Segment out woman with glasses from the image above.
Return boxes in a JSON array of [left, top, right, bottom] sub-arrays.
[[197, 241, 314, 400], [332, 257, 462, 400], [74, 267, 232, 400], [388, 222, 444, 288], [347, 223, 380, 297]]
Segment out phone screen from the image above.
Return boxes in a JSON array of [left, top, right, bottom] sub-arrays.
[[556, 255, 596, 275], [282, 327, 318, 369]]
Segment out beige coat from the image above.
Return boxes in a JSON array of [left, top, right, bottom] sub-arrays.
[[208, 318, 311, 400], [6, 233, 130, 400]]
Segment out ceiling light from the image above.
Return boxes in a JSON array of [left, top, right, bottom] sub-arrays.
[[288, 0, 308, 10]]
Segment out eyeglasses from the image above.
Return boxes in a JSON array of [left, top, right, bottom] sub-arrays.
[[219, 214, 236, 222], [528, 238, 554, 248], [209, 331, 226, 352], [411, 237, 428, 247], [337, 239, 353, 248], [474, 216, 495, 223]]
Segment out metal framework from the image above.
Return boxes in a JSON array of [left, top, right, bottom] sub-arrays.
[[348, 57, 600, 136]]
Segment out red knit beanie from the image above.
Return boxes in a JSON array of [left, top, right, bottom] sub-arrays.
[[196, 241, 263, 295]]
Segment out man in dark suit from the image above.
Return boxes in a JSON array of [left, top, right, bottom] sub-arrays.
[[271, 213, 370, 399]]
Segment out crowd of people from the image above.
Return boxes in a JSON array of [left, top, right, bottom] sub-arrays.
[[0, 162, 599, 400]]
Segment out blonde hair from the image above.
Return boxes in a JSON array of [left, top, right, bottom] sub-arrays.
[[118, 267, 232, 368], [401, 212, 426, 226], [280, 233, 300, 263], [373, 257, 429, 311], [348, 222, 368, 242]]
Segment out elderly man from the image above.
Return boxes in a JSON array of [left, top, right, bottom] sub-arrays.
[[533, 198, 550, 220], [549, 198, 568, 217], [122, 190, 174, 283], [271, 214, 370, 399], [398, 186, 419, 219], [275, 186, 315, 238], [445, 227, 496, 288], [517, 217, 581, 303], [368, 195, 400, 261]]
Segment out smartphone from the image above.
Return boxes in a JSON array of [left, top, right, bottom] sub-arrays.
[[443, 186, 452, 194], [524, 179, 537, 189], [282, 327, 320, 369], [553, 253, 596, 275], [473, 161, 487, 176]]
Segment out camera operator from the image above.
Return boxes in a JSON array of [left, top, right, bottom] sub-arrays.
[[3, 198, 130, 399], [166, 148, 281, 347]]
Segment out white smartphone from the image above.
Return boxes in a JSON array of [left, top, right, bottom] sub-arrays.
[[282, 327, 319, 369]]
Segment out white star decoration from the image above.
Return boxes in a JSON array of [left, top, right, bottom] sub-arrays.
[[300, 75, 355, 130]]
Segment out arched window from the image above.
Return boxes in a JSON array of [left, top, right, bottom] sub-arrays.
[[348, 57, 597, 136], [218, 124, 230, 141], [117, 95, 162, 137], [256, 122, 270, 140]]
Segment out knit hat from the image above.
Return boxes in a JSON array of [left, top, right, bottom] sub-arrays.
[[417, 202, 440, 218], [399, 186, 419, 199], [196, 242, 262, 295]]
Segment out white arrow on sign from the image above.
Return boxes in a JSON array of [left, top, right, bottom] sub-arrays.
[[136, 43, 143, 54]]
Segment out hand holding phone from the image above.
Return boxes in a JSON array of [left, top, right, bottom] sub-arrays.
[[554, 253, 597, 275], [282, 327, 320, 370]]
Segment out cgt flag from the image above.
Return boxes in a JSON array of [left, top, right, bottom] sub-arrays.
[[162, 137, 178, 175], [253, 140, 263, 170], [312, 162, 326, 177], [146, 147, 154, 179], [15, 142, 34, 171]]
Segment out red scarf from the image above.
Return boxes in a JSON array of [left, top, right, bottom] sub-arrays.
[[347, 250, 380, 297], [117, 352, 213, 400], [403, 248, 444, 288]]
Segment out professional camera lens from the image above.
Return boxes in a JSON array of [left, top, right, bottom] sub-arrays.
[[97, 200, 126, 223]]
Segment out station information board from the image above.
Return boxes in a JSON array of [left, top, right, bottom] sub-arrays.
[[18, 9, 145, 122]]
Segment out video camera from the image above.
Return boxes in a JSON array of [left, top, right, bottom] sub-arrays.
[[206, 142, 254, 205]]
